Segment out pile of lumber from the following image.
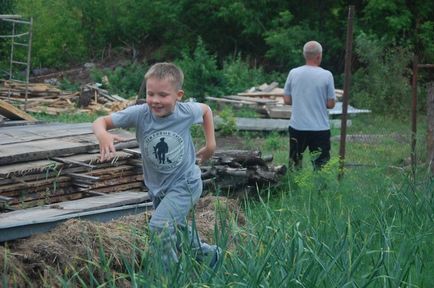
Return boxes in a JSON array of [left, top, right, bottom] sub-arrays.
[[0, 80, 133, 116], [0, 122, 142, 210], [0, 81, 63, 97], [238, 82, 344, 101], [0, 81, 79, 115], [206, 82, 284, 117], [0, 122, 286, 212], [238, 81, 284, 98], [78, 83, 132, 113], [207, 82, 360, 120]]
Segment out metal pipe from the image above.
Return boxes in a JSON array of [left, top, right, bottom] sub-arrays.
[[338, 5, 355, 179], [1, 18, 31, 25]]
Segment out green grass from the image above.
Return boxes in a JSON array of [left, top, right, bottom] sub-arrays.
[[30, 111, 105, 123], [2, 113, 433, 287]]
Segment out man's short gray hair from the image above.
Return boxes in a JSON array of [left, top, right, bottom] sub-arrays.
[[303, 41, 323, 59]]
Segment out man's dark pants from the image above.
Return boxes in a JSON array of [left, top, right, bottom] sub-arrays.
[[288, 126, 331, 170]]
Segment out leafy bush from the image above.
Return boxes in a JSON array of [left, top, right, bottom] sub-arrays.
[[221, 55, 279, 95], [218, 106, 237, 136], [352, 33, 412, 116], [176, 38, 223, 102], [264, 132, 283, 151], [90, 62, 148, 98]]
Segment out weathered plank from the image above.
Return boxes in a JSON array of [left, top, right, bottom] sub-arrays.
[[0, 193, 153, 242], [0, 132, 137, 165], [214, 116, 351, 131], [206, 96, 257, 107], [1, 122, 95, 145], [0, 99, 37, 121], [265, 105, 292, 119], [263, 102, 371, 119], [237, 89, 284, 97], [0, 191, 150, 228], [223, 95, 277, 105], [0, 175, 71, 194], [89, 182, 145, 193], [83, 174, 143, 189], [7, 186, 76, 205]]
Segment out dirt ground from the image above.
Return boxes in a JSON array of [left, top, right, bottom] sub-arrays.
[[0, 195, 246, 287]]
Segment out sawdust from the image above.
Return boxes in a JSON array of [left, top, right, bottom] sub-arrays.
[[0, 195, 245, 287]]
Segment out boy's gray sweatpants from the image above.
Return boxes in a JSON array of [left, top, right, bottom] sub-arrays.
[[148, 176, 216, 264]]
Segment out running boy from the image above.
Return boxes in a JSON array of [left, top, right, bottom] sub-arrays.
[[92, 62, 220, 269]]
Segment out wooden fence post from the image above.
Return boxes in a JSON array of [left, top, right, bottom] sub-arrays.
[[428, 82, 434, 175]]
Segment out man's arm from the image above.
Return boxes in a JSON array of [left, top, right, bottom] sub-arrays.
[[283, 95, 292, 105], [92, 115, 125, 161], [326, 98, 335, 109], [196, 103, 216, 164]]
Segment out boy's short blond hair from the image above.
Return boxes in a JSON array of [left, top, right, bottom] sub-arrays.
[[144, 62, 184, 90]]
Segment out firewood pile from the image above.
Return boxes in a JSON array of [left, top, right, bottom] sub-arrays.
[[0, 122, 286, 212], [202, 150, 287, 195], [0, 81, 134, 115]]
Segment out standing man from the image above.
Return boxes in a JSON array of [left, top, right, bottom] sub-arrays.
[[283, 40, 336, 170]]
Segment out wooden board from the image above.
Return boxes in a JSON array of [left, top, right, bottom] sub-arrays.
[[265, 105, 291, 119], [263, 102, 371, 119], [0, 99, 37, 121], [238, 88, 284, 97], [223, 95, 278, 105], [214, 116, 351, 131], [0, 191, 150, 228], [205, 96, 257, 107], [0, 128, 137, 165], [1, 122, 95, 145]]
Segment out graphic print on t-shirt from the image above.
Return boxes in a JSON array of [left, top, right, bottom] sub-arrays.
[[143, 130, 184, 170]]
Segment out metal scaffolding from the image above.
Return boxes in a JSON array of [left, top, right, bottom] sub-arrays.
[[0, 15, 33, 110]]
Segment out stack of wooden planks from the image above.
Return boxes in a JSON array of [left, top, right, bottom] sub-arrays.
[[207, 82, 362, 120], [0, 122, 144, 210]]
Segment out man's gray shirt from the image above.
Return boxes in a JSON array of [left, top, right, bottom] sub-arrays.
[[284, 65, 336, 131], [111, 102, 203, 196]]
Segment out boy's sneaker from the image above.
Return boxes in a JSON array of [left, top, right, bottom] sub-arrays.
[[209, 246, 222, 270]]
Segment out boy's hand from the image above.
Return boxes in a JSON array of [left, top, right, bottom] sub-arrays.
[[97, 132, 127, 161], [196, 145, 215, 165]]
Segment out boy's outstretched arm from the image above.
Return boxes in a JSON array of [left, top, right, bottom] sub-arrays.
[[196, 104, 216, 165], [92, 116, 125, 161]]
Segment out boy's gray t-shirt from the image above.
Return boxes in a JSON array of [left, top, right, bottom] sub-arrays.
[[284, 65, 336, 131], [111, 102, 203, 196]]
